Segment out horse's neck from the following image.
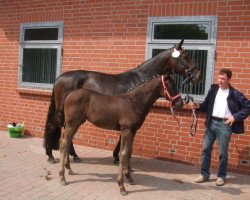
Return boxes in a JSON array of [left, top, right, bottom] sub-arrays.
[[130, 78, 161, 110]]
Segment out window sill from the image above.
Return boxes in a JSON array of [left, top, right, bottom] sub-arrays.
[[17, 88, 52, 96], [153, 99, 191, 110]]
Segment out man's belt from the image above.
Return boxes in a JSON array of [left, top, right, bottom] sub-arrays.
[[211, 116, 227, 121]]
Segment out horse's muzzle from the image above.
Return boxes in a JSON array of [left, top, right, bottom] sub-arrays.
[[190, 66, 202, 84], [173, 99, 183, 108]]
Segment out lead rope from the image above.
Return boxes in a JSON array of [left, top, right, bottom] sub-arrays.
[[183, 95, 198, 136], [170, 107, 181, 126], [190, 106, 198, 136]]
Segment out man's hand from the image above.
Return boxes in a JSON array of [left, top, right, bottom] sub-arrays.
[[225, 116, 235, 126]]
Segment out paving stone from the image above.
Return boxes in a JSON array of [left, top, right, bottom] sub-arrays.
[[0, 131, 249, 200]]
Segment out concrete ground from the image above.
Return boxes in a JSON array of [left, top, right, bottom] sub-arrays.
[[0, 131, 249, 200]]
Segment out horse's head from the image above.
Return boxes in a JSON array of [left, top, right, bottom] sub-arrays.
[[165, 39, 201, 84], [161, 74, 183, 108]]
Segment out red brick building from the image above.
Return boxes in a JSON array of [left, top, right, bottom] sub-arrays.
[[0, 0, 249, 175]]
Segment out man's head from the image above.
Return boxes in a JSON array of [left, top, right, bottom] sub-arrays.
[[217, 68, 232, 90]]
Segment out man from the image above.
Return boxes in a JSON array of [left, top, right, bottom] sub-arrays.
[[191, 68, 250, 186]]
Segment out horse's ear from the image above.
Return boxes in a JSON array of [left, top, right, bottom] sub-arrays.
[[176, 39, 184, 50]]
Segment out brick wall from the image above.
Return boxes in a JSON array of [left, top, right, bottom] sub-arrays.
[[0, 0, 249, 175]]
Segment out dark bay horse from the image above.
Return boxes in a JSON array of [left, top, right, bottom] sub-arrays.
[[59, 73, 183, 195], [44, 39, 201, 163]]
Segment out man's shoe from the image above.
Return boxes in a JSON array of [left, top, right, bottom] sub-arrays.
[[216, 177, 225, 186], [195, 175, 208, 183]]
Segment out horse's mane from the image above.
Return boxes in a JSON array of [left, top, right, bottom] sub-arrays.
[[129, 48, 171, 73], [122, 74, 164, 94]]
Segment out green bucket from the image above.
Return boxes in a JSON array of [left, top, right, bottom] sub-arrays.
[[7, 125, 24, 138]]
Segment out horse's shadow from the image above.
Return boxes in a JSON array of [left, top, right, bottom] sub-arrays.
[[69, 153, 196, 175], [65, 155, 248, 196]]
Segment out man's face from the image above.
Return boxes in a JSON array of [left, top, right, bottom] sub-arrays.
[[218, 73, 230, 89]]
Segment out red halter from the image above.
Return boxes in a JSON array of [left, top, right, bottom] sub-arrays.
[[161, 75, 198, 136], [161, 75, 181, 107]]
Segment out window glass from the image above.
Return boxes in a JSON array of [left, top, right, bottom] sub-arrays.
[[22, 48, 57, 84], [154, 24, 209, 40], [24, 28, 58, 41]]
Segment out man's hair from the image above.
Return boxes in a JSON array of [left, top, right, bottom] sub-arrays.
[[219, 68, 232, 79]]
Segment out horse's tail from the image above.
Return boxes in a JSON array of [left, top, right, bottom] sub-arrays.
[[43, 89, 62, 151]]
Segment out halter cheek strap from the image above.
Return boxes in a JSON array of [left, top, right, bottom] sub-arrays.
[[161, 75, 182, 126], [161, 75, 181, 107]]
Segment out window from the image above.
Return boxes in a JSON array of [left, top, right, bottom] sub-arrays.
[[146, 16, 218, 101], [19, 22, 63, 89]]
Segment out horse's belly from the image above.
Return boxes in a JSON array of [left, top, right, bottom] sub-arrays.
[[87, 99, 123, 131], [89, 117, 120, 131]]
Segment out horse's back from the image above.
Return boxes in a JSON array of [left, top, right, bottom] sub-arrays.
[[55, 70, 90, 90], [55, 69, 141, 96]]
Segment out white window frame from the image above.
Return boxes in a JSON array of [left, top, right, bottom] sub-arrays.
[[19, 21, 63, 89], [146, 16, 218, 102]]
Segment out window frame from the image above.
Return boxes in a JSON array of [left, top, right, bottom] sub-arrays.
[[146, 16, 218, 102], [19, 21, 63, 89]]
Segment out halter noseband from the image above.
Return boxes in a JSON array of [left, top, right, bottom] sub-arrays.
[[161, 75, 181, 107]]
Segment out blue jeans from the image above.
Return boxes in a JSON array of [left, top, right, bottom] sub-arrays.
[[201, 118, 232, 180]]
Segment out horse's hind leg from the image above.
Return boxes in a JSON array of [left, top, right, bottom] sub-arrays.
[[117, 129, 133, 195], [59, 125, 78, 186], [46, 147, 55, 164], [58, 96, 81, 163], [45, 122, 62, 164], [59, 137, 68, 186]]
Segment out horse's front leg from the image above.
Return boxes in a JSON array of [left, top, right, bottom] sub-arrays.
[[126, 133, 136, 177], [118, 129, 133, 195], [113, 135, 134, 174]]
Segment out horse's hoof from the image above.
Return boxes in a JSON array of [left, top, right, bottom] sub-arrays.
[[113, 159, 119, 165], [68, 170, 74, 175], [120, 190, 128, 196], [47, 157, 56, 164], [129, 180, 135, 185], [60, 180, 67, 186], [129, 168, 135, 173], [73, 156, 81, 162]]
